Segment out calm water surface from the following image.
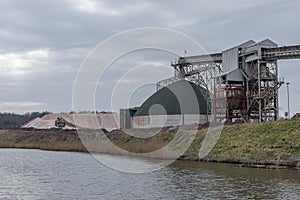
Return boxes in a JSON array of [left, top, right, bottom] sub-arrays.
[[0, 149, 299, 199]]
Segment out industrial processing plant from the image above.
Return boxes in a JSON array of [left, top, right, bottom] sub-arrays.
[[120, 39, 300, 129]]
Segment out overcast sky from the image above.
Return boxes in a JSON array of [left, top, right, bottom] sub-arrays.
[[0, 0, 299, 117]]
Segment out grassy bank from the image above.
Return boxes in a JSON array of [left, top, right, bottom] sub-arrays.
[[0, 119, 300, 168], [0, 129, 87, 152], [185, 119, 300, 168]]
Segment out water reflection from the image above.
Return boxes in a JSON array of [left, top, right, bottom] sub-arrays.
[[165, 161, 300, 199], [0, 149, 299, 199]]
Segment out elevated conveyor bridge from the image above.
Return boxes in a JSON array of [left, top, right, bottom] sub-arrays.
[[157, 40, 300, 122]]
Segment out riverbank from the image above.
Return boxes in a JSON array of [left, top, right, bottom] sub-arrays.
[[0, 118, 300, 169]]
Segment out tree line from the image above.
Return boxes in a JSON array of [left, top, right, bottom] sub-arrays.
[[0, 111, 114, 129], [0, 112, 51, 130]]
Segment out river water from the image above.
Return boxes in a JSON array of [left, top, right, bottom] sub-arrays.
[[0, 149, 299, 199]]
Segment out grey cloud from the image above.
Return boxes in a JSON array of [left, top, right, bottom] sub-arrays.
[[0, 0, 299, 115]]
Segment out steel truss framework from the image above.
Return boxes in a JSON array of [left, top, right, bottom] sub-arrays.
[[157, 43, 300, 123]]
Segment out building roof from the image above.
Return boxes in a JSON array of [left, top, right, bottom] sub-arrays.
[[134, 80, 208, 116]]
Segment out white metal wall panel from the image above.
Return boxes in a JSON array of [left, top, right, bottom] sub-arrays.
[[222, 47, 239, 73], [132, 114, 208, 128], [227, 69, 244, 82]]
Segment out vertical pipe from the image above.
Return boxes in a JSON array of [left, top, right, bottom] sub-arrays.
[[275, 61, 279, 121], [226, 85, 229, 121], [211, 69, 214, 123], [214, 87, 216, 122], [287, 82, 290, 119], [246, 79, 249, 112], [258, 60, 262, 122], [205, 70, 209, 122]]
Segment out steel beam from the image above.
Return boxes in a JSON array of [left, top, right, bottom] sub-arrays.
[[262, 45, 300, 60]]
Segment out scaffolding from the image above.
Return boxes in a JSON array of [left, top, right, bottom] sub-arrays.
[[157, 39, 300, 123]]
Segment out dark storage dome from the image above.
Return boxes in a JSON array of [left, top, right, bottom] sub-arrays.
[[134, 80, 208, 116]]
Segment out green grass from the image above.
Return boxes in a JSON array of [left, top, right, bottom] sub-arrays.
[[1, 118, 299, 167], [184, 118, 300, 166]]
